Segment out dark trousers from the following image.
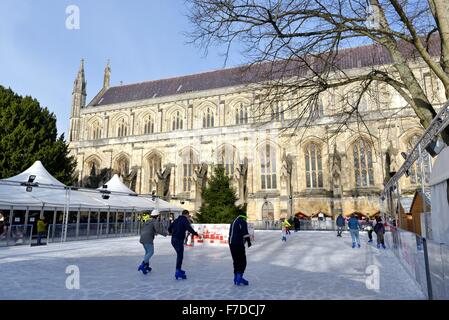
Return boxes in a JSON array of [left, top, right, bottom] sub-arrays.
[[367, 230, 373, 241], [37, 232, 45, 245], [171, 237, 184, 270], [376, 232, 385, 245], [229, 244, 247, 275], [294, 223, 300, 231]]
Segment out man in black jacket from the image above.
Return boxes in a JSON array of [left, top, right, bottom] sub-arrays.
[[229, 214, 252, 286], [168, 210, 199, 279]]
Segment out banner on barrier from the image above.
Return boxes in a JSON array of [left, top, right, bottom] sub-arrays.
[[190, 223, 255, 246]]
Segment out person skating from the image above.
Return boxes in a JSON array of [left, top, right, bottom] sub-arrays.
[[336, 213, 345, 237], [229, 213, 251, 285], [365, 218, 374, 243], [138, 210, 168, 275], [293, 215, 301, 232], [374, 217, 386, 249], [36, 216, 47, 245], [168, 210, 199, 279], [281, 218, 291, 242], [348, 214, 361, 248]]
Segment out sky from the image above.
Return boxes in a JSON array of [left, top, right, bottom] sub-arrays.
[[0, 0, 243, 137]]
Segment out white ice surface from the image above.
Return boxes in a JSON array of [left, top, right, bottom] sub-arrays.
[[0, 231, 425, 300]]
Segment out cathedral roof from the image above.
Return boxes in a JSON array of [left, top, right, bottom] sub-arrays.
[[88, 37, 440, 107]]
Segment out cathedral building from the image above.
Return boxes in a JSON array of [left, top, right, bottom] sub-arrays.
[[68, 45, 446, 222]]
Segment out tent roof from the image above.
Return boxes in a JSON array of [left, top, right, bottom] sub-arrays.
[[429, 146, 449, 186], [97, 174, 136, 195], [3, 161, 65, 187]]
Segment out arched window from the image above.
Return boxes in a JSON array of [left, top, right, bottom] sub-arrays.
[[407, 135, 431, 185], [143, 115, 155, 134], [311, 98, 324, 119], [217, 145, 238, 177], [353, 139, 374, 187], [87, 159, 100, 176], [260, 143, 277, 189], [182, 149, 198, 192], [235, 103, 248, 125], [91, 120, 102, 140], [305, 143, 323, 188], [202, 107, 215, 128], [115, 156, 130, 178], [117, 118, 128, 137], [172, 111, 183, 131], [147, 153, 161, 193]]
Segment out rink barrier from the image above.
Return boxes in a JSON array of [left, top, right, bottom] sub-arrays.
[[385, 226, 449, 300], [0, 225, 33, 247]]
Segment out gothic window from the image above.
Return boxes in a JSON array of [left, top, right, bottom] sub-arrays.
[[91, 120, 102, 140], [217, 145, 238, 177], [305, 143, 323, 188], [115, 156, 130, 178], [143, 115, 155, 134], [172, 111, 183, 131], [271, 103, 284, 122], [235, 103, 248, 125], [407, 135, 431, 185], [260, 143, 277, 190], [353, 139, 374, 187], [147, 153, 161, 193], [182, 149, 198, 192], [202, 107, 215, 128], [117, 118, 128, 137]]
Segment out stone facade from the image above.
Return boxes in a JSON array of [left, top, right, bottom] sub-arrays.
[[68, 52, 446, 222]]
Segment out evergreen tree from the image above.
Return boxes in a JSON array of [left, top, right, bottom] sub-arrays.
[[0, 85, 77, 185], [195, 165, 246, 223]]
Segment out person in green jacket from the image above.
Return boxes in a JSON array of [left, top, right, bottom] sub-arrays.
[[37, 217, 47, 245]]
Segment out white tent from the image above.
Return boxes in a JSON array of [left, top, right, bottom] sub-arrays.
[[429, 146, 449, 244], [0, 161, 184, 212], [97, 174, 136, 195]]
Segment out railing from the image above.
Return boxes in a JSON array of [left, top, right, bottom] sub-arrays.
[[46, 222, 140, 243], [425, 240, 449, 299], [0, 225, 33, 247]]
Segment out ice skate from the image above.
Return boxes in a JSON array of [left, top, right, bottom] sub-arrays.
[[138, 262, 148, 275], [382, 244, 386, 249], [352, 242, 356, 248], [145, 263, 152, 273], [357, 243, 361, 248], [234, 273, 249, 286], [175, 269, 187, 280]]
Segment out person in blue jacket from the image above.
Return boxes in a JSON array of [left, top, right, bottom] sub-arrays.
[[229, 213, 252, 285], [348, 214, 361, 248], [336, 213, 345, 237], [168, 210, 199, 280]]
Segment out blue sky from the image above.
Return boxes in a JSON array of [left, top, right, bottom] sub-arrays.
[[0, 0, 243, 136]]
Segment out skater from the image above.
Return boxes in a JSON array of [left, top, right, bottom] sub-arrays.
[[138, 210, 168, 275], [365, 218, 374, 243], [374, 217, 386, 249], [293, 215, 301, 232], [336, 213, 345, 237], [348, 214, 361, 248], [281, 218, 291, 242], [36, 216, 47, 245], [168, 210, 199, 279], [229, 213, 252, 285]]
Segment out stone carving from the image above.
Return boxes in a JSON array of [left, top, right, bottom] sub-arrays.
[[236, 157, 249, 204], [156, 163, 173, 201], [194, 162, 208, 208], [281, 153, 293, 198], [331, 145, 342, 195]]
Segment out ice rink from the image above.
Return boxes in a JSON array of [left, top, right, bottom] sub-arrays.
[[0, 230, 425, 300]]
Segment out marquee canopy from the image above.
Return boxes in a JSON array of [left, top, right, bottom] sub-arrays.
[[0, 161, 183, 212]]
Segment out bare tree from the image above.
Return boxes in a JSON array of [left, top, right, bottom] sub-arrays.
[[186, 0, 449, 143]]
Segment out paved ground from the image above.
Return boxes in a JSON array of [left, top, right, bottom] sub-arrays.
[[0, 230, 425, 299]]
